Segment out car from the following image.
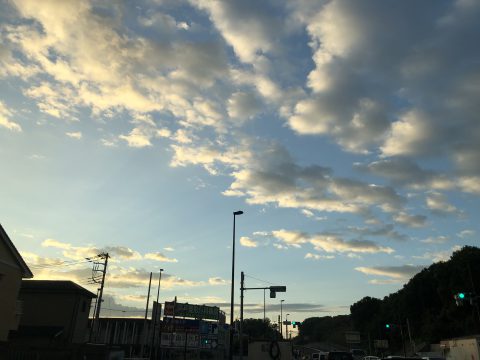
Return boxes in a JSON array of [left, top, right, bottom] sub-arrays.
[[312, 352, 328, 360], [327, 351, 355, 360], [352, 349, 367, 360]]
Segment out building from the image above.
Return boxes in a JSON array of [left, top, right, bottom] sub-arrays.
[[11, 280, 96, 345], [0, 224, 33, 342]]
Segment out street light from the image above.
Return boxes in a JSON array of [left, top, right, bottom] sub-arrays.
[[286, 313, 290, 340], [229, 210, 243, 360], [280, 300, 285, 338]]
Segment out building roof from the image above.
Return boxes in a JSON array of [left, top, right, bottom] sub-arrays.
[[21, 280, 96, 298], [0, 223, 34, 278]]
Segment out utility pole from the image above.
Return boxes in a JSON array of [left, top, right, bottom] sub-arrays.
[[89, 253, 109, 343], [263, 289, 266, 322], [142, 272, 153, 357], [240, 271, 245, 360], [151, 269, 164, 360], [280, 300, 284, 338]]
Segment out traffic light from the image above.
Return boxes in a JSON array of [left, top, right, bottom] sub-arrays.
[[269, 285, 287, 298], [385, 324, 391, 329], [454, 292, 467, 306]]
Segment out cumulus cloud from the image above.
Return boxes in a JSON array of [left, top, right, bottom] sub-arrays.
[[0, 101, 22, 131], [222, 142, 405, 215], [240, 236, 258, 248], [66, 131, 82, 139], [304, 253, 335, 260], [355, 264, 425, 283], [144, 252, 179, 263], [208, 277, 228, 285], [393, 212, 427, 228], [272, 229, 394, 254], [413, 245, 462, 263], [287, 0, 480, 181], [421, 236, 449, 244], [426, 192, 459, 215]]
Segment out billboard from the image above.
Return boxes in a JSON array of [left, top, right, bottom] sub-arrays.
[[164, 301, 221, 320]]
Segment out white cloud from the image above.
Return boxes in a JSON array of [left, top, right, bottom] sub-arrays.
[[144, 252, 179, 263], [273, 229, 394, 254], [240, 236, 258, 248], [208, 277, 228, 285], [425, 192, 459, 214], [66, 131, 82, 139], [457, 230, 475, 238], [421, 236, 449, 244], [355, 265, 425, 281], [304, 253, 335, 260], [0, 101, 22, 131]]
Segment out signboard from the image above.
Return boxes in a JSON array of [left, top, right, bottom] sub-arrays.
[[345, 331, 361, 344], [164, 301, 221, 320], [374, 339, 389, 349], [160, 333, 200, 348]]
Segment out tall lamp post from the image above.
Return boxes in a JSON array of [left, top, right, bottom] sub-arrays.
[[286, 313, 290, 340], [280, 300, 285, 338], [229, 210, 243, 360]]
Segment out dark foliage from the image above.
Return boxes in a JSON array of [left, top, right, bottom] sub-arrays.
[[350, 246, 480, 346]]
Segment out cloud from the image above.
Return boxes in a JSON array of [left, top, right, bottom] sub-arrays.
[[413, 245, 462, 263], [0, 101, 22, 131], [227, 91, 261, 121], [393, 212, 427, 228], [425, 192, 459, 215], [222, 142, 405, 215], [272, 229, 394, 254], [305, 253, 335, 260], [355, 159, 454, 191], [457, 230, 475, 238], [42, 238, 71, 250], [355, 265, 425, 282], [144, 252, 179, 263], [421, 236, 449, 244], [66, 131, 82, 139], [348, 224, 408, 242], [240, 236, 258, 248], [208, 277, 228, 286], [286, 0, 480, 183]]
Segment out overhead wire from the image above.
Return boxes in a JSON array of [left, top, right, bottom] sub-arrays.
[[244, 273, 275, 285]]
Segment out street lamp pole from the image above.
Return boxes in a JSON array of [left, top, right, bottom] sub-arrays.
[[229, 210, 243, 360], [280, 300, 284, 339], [286, 313, 290, 341]]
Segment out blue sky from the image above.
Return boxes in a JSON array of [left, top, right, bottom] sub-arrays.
[[1, 0, 479, 326]]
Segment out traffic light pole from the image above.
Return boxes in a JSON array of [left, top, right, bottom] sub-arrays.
[[239, 272, 286, 353]]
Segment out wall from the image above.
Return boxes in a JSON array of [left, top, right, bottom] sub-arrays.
[[0, 240, 23, 342]]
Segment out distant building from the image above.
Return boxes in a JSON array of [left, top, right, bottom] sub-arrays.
[[11, 280, 96, 345], [0, 224, 33, 342]]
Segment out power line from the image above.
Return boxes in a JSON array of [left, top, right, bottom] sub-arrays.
[[244, 273, 274, 285], [29, 259, 92, 269]]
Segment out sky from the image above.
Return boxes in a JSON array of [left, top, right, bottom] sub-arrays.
[[1, 0, 479, 327]]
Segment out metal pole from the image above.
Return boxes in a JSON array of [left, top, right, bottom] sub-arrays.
[[95, 253, 109, 342], [264, 289, 266, 322], [230, 211, 243, 360], [286, 314, 289, 342], [151, 269, 163, 359], [240, 271, 244, 360], [280, 300, 284, 338], [400, 324, 406, 357], [142, 272, 153, 357]]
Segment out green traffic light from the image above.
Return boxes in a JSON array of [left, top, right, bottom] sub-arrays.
[[386, 324, 390, 329], [459, 293, 465, 299]]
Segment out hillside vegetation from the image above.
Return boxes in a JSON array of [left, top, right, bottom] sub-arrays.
[[298, 246, 480, 349]]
